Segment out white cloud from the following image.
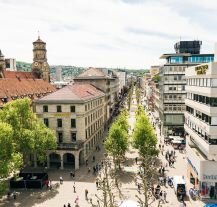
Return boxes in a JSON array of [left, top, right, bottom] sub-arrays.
[[0, 0, 216, 68]]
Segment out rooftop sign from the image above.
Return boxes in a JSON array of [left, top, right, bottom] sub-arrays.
[[195, 64, 208, 75]]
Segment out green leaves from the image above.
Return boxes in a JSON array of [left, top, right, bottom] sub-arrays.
[[104, 111, 129, 169], [0, 98, 57, 183], [132, 108, 159, 158]]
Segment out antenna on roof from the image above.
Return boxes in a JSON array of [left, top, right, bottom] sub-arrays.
[[38, 30, 40, 40]]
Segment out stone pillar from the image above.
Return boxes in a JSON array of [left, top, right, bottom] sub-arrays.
[[47, 154, 50, 168], [75, 154, 79, 170], [34, 153, 37, 168], [60, 154, 64, 170]]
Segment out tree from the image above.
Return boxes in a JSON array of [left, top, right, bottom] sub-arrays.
[[0, 122, 23, 195], [135, 87, 141, 105], [104, 122, 128, 171], [0, 98, 57, 166], [132, 109, 159, 207], [90, 156, 118, 207]]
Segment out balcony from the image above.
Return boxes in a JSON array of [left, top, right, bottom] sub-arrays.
[[57, 141, 84, 150], [184, 124, 217, 159]]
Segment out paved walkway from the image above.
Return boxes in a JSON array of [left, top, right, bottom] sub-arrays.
[[0, 95, 209, 207]]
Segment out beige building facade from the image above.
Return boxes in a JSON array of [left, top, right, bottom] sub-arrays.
[[185, 62, 217, 198], [34, 83, 105, 170]]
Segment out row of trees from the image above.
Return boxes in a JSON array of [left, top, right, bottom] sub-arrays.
[[0, 98, 57, 194], [127, 86, 133, 111], [132, 106, 159, 207]]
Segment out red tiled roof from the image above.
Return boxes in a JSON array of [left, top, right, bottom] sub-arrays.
[[4, 71, 34, 79], [0, 77, 56, 106], [78, 67, 106, 78], [37, 83, 104, 102]]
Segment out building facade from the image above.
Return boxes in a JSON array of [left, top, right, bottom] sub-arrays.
[[74, 67, 119, 123], [158, 41, 214, 136], [34, 83, 105, 170], [185, 62, 217, 199], [116, 71, 126, 93]]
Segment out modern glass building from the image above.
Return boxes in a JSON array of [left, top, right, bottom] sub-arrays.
[[158, 41, 214, 137]]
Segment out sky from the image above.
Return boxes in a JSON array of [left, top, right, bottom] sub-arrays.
[[0, 0, 217, 69]]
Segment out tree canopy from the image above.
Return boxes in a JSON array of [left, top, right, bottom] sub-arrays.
[[0, 98, 57, 193]]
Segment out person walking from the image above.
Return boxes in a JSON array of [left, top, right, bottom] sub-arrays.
[[73, 183, 76, 193], [135, 157, 138, 164], [67, 203, 71, 207], [163, 191, 167, 202], [85, 189, 88, 200], [59, 176, 63, 184]]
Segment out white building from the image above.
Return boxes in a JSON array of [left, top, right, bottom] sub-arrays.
[[116, 71, 126, 93], [185, 62, 217, 199], [5, 58, 16, 71]]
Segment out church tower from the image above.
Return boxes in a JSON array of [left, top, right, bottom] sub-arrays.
[[31, 35, 50, 82]]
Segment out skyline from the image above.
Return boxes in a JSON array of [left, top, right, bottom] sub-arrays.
[[1, 0, 217, 69]]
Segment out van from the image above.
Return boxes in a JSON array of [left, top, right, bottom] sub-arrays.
[[173, 176, 186, 197]]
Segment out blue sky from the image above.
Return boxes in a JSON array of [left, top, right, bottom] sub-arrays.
[[0, 0, 217, 68]]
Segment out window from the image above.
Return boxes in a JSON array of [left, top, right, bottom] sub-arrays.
[[57, 105, 62, 112], [57, 119, 62, 128], [43, 105, 48, 112], [58, 132, 63, 143], [71, 132, 76, 142], [71, 119, 76, 128], [44, 118, 49, 127], [70, 106, 75, 112]]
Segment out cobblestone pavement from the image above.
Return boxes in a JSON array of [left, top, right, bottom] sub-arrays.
[[0, 99, 210, 207]]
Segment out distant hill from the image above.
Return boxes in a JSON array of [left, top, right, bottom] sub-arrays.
[[16, 61, 148, 78], [16, 61, 31, 72]]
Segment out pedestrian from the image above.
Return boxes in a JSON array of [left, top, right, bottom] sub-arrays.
[[163, 191, 167, 202], [73, 183, 76, 193], [137, 183, 141, 193], [135, 157, 138, 164], [163, 177, 167, 186], [88, 167, 91, 173], [96, 180, 99, 188], [86, 159, 88, 166], [159, 144, 161, 149], [85, 189, 88, 200], [13, 191, 16, 199], [74, 195, 79, 205], [67, 203, 71, 207], [93, 156, 95, 162], [59, 176, 63, 184], [63, 205, 66, 207], [159, 191, 164, 203]]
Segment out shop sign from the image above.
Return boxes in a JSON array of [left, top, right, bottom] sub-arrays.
[[187, 157, 198, 175], [54, 113, 71, 117], [195, 65, 208, 75], [203, 175, 217, 180]]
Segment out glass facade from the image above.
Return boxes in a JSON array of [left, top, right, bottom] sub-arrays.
[[167, 55, 214, 64], [188, 56, 214, 63]]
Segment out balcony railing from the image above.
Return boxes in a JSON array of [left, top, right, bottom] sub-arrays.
[[57, 141, 84, 150]]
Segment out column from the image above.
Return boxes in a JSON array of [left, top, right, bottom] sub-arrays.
[[60, 154, 64, 170], [34, 153, 37, 168], [75, 154, 79, 170], [47, 154, 50, 168]]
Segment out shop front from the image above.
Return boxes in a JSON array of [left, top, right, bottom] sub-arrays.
[[187, 151, 217, 199]]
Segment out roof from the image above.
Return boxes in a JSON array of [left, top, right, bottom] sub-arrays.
[[33, 37, 45, 44], [0, 77, 56, 106], [36, 83, 105, 103], [160, 53, 214, 59], [77, 67, 107, 78], [4, 71, 34, 79]]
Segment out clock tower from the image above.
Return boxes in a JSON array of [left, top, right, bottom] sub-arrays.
[[31, 35, 50, 82]]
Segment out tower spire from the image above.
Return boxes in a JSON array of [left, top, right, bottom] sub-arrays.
[[38, 30, 40, 40]]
